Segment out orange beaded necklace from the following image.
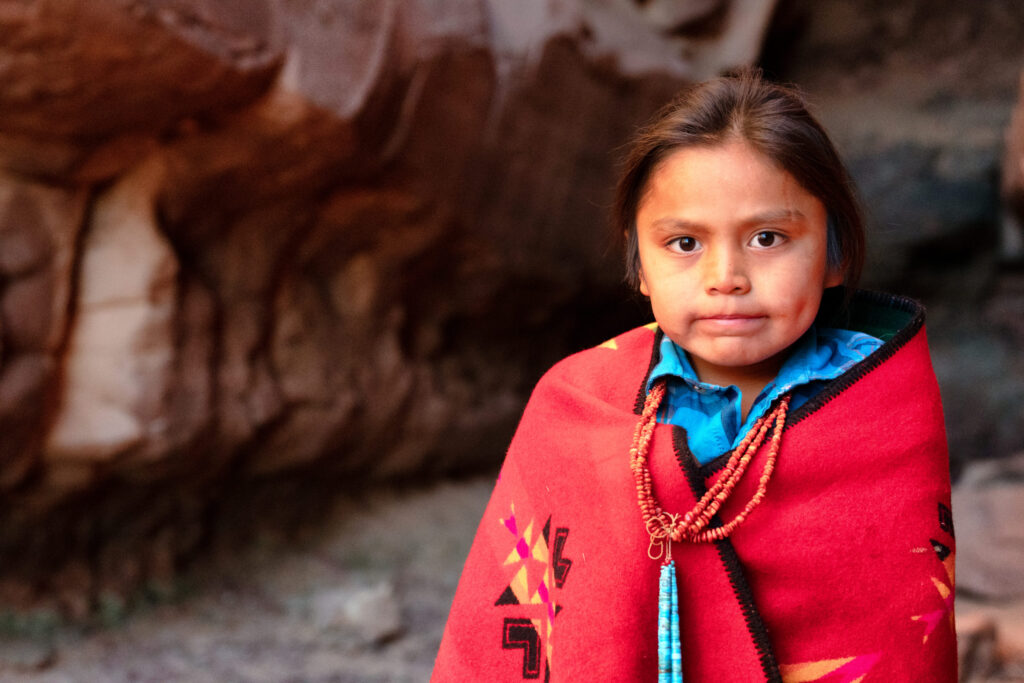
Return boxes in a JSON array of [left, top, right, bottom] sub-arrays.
[[630, 379, 790, 561]]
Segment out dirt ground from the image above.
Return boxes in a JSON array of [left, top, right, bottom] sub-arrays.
[[0, 478, 494, 683], [1, 474, 1020, 682]]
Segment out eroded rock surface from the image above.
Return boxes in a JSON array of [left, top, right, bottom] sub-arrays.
[[0, 0, 778, 604], [2, 0, 1022, 625]]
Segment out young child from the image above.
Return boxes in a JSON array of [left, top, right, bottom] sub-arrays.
[[434, 70, 956, 682]]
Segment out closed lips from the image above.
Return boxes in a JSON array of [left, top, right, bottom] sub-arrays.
[[699, 314, 762, 319]]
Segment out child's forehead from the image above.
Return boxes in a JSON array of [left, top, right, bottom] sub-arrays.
[[639, 143, 826, 225], [650, 139, 788, 181]]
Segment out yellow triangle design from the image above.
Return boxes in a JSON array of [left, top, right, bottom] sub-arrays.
[[931, 576, 951, 600], [532, 534, 549, 563], [510, 566, 529, 602], [780, 656, 855, 682]]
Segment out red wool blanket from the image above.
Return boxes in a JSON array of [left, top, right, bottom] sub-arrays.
[[434, 293, 956, 682]]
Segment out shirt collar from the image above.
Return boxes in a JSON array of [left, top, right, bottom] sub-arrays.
[[647, 325, 851, 401]]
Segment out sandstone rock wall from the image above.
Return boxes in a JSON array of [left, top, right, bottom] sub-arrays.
[[0, 0, 777, 600], [3, 0, 1022, 613]]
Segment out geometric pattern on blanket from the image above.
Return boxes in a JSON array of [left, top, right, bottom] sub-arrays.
[[495, 503, 572, 681], [911, 502, 956, 645], [782, 499, 957, 682], [779, 652, 882, 683]]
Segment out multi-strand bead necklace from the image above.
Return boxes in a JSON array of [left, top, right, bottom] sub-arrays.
[[630, 379, 790, 554], [630, 378, 790, 681]]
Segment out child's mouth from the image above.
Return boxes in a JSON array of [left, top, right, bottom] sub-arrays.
[[696, 315, 766, 332]]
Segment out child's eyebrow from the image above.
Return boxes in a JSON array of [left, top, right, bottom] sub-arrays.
[[742, 209, 807, 225], [647, 209, 807, 233], [649, 217, 704, 233]]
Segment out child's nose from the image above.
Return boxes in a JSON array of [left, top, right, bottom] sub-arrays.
[[703, 248, 750, 295]]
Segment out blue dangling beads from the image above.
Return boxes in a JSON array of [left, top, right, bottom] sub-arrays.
[[658, 560, 683, 682]]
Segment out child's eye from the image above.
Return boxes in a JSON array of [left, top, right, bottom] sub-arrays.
[[669, 236, 700, 252], [750, 231, 783, 248]]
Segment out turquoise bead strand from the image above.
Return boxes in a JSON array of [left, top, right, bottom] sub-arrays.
[[658, 561, 683, 682]]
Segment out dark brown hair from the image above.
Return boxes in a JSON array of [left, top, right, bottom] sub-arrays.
[[613, 68, 865, 293]]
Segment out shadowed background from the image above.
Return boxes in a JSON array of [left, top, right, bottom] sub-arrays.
[[0, 0, 1021, 679]]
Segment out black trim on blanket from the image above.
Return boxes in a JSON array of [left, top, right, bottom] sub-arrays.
[[784, 291, 924, 430], [633, 326, 665, 415], [696, 291, 925, 475], [671, 428, 783, 683], [628, 290, 924, 680]]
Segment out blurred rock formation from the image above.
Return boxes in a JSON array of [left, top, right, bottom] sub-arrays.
[[954, 452, 1024, 681], [764, 0, 1024, 475], [0, 0, 777, 606], [1, 0, 1022, 620]]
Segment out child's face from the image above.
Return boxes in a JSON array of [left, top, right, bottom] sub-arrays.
[[635, 139, 841, 388]]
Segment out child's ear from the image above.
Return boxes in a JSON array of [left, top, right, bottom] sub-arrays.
[[638, 268, 650, 297], [824, 267, 844, 289]]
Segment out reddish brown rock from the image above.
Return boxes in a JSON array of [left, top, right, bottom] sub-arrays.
[[0, 0, 787, 608], [0, 175, 87, 490], [0, 0, 280, 180], [44, 157, 179, 470]]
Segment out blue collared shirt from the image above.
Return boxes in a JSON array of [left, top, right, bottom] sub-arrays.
[[646, 327, 883, 464]]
